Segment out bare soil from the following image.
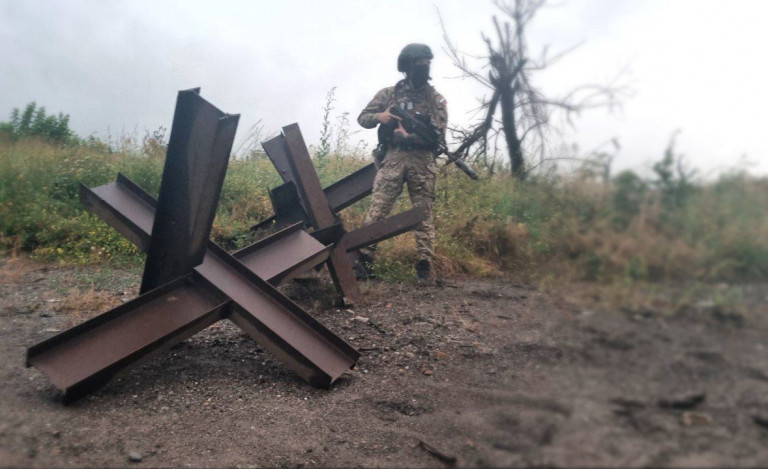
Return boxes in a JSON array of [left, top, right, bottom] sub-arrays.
[[2, 256, 768, 468]]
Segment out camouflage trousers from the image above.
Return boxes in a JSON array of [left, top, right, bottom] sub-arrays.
[[363, 149, 437, 262]]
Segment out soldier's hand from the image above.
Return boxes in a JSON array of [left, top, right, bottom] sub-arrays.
[[377, 110, 402, 126], [393, 120, 411, 141]]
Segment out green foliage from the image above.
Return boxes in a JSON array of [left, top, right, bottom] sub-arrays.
[[1, 102, 75, 143], [316, 87, 336, 161], [612, 170, 647, 229], [0, 137, 158, 263], [652, 132, 697, 212]]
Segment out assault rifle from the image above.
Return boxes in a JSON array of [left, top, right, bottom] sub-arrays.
[[388, 106, 478, 180]]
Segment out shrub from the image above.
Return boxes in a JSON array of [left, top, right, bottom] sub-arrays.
[[1, 102, 75, 143]]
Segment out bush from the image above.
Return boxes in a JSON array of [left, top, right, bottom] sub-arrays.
[[1, 102, 75, 143]]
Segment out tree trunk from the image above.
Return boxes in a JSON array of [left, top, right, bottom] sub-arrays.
[[499, 86, 525, 179]]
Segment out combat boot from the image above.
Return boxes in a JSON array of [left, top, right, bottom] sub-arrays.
[[415, 259, 431, 284]]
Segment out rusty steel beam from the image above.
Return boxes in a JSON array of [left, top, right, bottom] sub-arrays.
[[251, 163, 377, 233], [27, 273, 230, 404], [197, 242, 359, 387], [260, 127, 427, 303], [83, 173, 357, 381], [141, 89, 239, 294], [280, 125, 362, 303], [309, 224, 346, 247], [265, 181, 309, 229], [262, 134, 295, 185], [342, 207, 426, 253], [35, 176, 355, 401], [81, 174, 330, 286], [232, 222, 331, 285], [324, 163, 377, 212], [281, 124, 337, 228], [28, 236, 359, 402], [79, 178, 154, 253], [28, 90, 359, 403]]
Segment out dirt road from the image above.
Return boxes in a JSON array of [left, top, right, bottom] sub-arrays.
[[2, 257, 768, 467]]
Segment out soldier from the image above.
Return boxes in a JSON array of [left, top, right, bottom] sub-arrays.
[[356, 43, 448, 282]]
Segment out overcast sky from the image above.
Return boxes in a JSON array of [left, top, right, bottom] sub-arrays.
[[2, 0, 767, 177]]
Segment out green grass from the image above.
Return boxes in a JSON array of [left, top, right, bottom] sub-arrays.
[[2, 136, 768, 286]]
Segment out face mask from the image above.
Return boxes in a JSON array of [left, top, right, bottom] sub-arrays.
[[409, 64, 430, 88]]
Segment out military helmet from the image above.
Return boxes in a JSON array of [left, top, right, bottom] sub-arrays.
[[397, 43, 433, 72]]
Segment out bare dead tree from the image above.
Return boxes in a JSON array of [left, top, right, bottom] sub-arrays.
[[439, 0, 629, 179]]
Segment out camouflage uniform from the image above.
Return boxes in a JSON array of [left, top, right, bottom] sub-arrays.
[[358, 79, 448, 263]]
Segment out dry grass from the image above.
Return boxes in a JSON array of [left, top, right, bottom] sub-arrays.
[[53, 288, 124, 323], [0, 251, 39, 284]]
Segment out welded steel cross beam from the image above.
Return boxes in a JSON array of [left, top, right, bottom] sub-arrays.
[[81, 173, 333, 286], [141, 89, 237, 293], [257, 125, 427, 303], [251, 164, 378, 232], [279, 124, 363, 303], [26, 90, 358, 403]]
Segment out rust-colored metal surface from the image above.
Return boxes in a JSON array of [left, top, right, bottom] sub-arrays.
[[232, 222, 331, 285], [257, 126, 426, 263], [80, 174, 330, 285], [342, 207, 426, 252], [250, 163, 377, 233], [33, 177, 357, 401], [324, 163, 376, 212], [27, 274, 230, 403], [141, 89, 239, 294], [27, 90, 358, 404], [262, 134, 295, 185], [264, 181, 309, 230], [281, 124, 338, 228], [257, 126, 428, 304], [77, 173, 355, 388], [196, 243, 359, 386], [279, 125, 362, 303]]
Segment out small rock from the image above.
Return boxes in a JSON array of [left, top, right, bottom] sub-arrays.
[[753, 414, 768, 429], [435, 351, 448, 360], [695, 300, 716, 311], [658, 392, 706, 410], [681, 411, 713, 426], [39, 312, 52, 318], [610, 398, 646, 410], [128, 451, 143, 462], [422, 369, 434, 376], [353, 316, 369, 324], [611, 398, 646, 416], [41, 328, 60, 333]]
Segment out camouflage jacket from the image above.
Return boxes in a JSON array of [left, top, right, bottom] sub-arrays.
[[358, 79, 448, 142]]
